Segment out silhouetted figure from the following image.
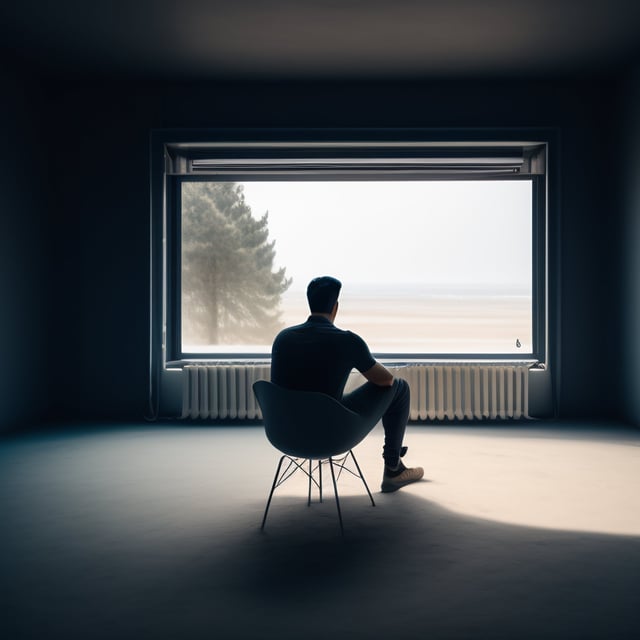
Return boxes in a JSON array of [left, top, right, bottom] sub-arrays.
[[271, 276, 423, 492]]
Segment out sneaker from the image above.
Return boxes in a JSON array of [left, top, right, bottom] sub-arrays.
[[380, 461, 424, 493]]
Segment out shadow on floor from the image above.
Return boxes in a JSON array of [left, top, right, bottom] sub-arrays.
[[189, 489, 640, 640], [1, 426, 639, 640]]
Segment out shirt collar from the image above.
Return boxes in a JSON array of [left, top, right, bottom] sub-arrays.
[[307, 314, 333, 325]]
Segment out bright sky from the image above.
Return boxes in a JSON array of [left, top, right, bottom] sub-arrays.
[[241, 180, 532, 293]]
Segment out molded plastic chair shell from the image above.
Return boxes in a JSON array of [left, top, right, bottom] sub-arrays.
[[253, 380, 369, 459], [253, 380, 376, 534]]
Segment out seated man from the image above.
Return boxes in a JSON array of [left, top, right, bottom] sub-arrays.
[[271, 275, 423, 492]]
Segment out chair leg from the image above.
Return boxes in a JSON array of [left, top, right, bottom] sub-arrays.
[[262, 452, 371, 534], [349, 450, 376, 507], [307, 459, 326, 505], [261, 455, 286, 531], [328, 458, 344, 536]]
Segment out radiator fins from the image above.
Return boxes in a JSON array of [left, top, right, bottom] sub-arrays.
[[182, 364, 530, 421]]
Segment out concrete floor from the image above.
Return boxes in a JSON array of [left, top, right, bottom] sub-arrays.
[[1, 421, 639, 639]]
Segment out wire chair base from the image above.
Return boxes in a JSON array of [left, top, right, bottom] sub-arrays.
[[261, 449, 376, 535]]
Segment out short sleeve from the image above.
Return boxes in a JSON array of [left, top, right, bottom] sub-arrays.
[[347, 331, 377, 373]]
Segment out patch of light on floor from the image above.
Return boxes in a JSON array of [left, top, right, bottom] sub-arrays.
[[352, 426, 640, 537]]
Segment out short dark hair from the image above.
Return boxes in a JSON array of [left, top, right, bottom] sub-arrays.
[[307, 276, 342, 313]]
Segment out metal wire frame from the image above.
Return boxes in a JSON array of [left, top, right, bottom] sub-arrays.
[[261, 449, 376, 535]]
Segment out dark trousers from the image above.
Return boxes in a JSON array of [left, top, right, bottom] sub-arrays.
[[341, 378, 410, 467]]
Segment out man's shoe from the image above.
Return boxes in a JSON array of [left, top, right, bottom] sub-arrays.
[[381, 462, 424, 493]]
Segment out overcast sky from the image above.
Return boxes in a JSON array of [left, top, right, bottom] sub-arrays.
[[241, 180, 532, 293]]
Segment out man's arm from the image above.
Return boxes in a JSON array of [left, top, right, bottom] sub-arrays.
[[362, 362, 394, 387]]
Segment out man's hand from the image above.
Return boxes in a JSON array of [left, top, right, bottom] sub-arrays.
[[363, 362, 394, 387]]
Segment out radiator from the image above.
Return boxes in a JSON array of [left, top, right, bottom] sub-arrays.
[[181, 364, 271, 419], [390, 364, 530, 420], [182, 364, 530, 421]]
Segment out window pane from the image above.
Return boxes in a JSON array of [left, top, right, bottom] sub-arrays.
[[182, 180, 532, 355]]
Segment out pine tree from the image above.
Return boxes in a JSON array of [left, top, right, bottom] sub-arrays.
[[181, 182, 291, 346]]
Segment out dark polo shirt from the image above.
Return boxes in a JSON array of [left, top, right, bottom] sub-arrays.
[[271, 315, 376, 399]]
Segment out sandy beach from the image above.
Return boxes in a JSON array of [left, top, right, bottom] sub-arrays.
[[183, 285, 532, 355], [280, 288, 532, 354]]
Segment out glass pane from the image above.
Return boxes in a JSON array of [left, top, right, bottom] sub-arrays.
[[181, 180, 533, 355]]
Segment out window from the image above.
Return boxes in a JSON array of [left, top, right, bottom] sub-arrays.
[[156, 133, 547, 363]]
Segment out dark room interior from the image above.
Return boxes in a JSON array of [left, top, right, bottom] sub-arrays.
[[2, 2, 640, 638]]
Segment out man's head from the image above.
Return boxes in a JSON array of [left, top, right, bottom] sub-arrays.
[[307, 276, 342, 315]]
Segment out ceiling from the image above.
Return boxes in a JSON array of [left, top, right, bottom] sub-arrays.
[[2, 0, 640, 79]]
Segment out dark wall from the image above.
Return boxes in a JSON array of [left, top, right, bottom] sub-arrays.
[[555, 80, 625, 419], [620, 65, 640, 424], [0, 67, 48, 432], [44, 83, 152, 420], [40, 75, 625, 421]]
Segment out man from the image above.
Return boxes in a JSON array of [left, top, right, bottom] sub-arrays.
[[271, 276, 423, 492]]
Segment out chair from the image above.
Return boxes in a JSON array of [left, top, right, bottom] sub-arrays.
[[253, 380, 376, 535]]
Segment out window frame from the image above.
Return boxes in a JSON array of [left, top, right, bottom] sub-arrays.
[[151, 129, 551, 369]]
